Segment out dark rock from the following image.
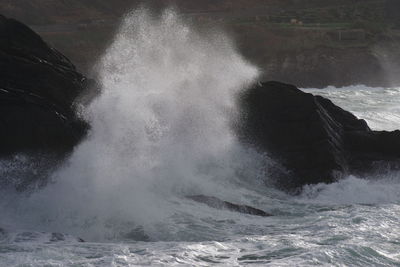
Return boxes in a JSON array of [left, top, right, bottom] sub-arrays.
[[187, 195, 272, 217], [0, 227, 5, 238], [50, 232, 65, 242], [238, 81, 400, 191], [0, 14, 88, 157], [123, 226, 150, 242]]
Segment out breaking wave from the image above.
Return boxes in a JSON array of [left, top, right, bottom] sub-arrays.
[[0, 8, 262, 241]]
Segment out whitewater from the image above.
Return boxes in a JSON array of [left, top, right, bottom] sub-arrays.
[[2, 8, 400, 267]]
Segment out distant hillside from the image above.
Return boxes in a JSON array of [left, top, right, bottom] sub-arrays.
[[0, 0, 393, 25], [386, 0, 400, 26], [0, 0, 132, 25], [1, 0, 400, 87]]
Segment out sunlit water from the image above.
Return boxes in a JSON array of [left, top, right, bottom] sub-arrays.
[[2, 8, 400, 267]]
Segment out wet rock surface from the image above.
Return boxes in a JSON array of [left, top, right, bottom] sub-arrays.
[[187, 195, 272, 217], [239, 81, 400, 191], [0, 15, 88, 157]]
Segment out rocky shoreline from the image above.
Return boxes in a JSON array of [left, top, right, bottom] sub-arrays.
[[0, 15, 88, 156], [2, 15, 400, 193], [239, 81, 400, 191], [0, 15, 90, 190]]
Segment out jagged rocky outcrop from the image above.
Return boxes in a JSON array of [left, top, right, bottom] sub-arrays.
[[239, 81, 400, 191], [187, 195, 271, 217], [0, 15, 88, 156], [0, 15, 91, 190]]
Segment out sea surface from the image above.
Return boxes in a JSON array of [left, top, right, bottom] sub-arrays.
[[1, 8, 400, 267]]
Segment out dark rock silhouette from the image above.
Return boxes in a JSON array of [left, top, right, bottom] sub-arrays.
[[0, 15, 88, 156], [238, 81, 400, 191], [0, 15, 91, 190], [123, 226, 150, 242], [50, 232, 85, 243], [187, 195, 272, 217]]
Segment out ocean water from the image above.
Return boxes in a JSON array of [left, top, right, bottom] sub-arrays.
[[2, 8, 400, 267]]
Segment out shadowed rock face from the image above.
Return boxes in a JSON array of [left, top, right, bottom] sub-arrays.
[[238, 81, 400, 192], [0, 15, 90, 190], [0, 15, 88, 156], [187, 195, 272, 217]]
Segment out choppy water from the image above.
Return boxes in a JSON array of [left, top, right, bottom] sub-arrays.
[[3, 173, 400, 266], [2, 8, 400, 267]]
